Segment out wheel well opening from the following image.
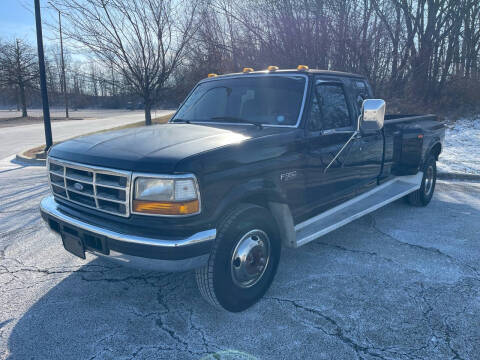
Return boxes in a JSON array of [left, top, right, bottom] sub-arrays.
[[239, 194, 270, 210], [431, 143, 442, 160], [216, 195, 270, 227]]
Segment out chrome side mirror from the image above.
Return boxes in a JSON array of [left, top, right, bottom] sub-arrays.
[[360, 99, 385, 132]]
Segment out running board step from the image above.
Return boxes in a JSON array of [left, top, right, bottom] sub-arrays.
[[294, 173, 423, 247]]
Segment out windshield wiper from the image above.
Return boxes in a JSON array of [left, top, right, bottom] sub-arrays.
[[210, 116, 263, 129], [171, 118, 190, 124]]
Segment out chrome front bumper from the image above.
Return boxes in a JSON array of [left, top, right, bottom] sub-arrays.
[[40, 195, 216, 272]]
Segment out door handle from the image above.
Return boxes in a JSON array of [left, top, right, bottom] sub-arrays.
[[322, 129, 356, 136]]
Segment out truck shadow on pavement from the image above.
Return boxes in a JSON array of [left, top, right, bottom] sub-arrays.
[[6, 189, 480, 360], [6, 256, 266, 360]]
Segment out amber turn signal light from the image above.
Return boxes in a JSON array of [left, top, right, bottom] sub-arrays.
[[133, 200, 199, 215]]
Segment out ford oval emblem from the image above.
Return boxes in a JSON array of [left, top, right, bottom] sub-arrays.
[[73, 182, 84, 191]]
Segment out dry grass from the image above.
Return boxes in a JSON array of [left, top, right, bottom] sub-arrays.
[[100, 113, 172, 132]]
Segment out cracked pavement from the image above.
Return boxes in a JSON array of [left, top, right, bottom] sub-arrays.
[[1, 164, 480, 360]]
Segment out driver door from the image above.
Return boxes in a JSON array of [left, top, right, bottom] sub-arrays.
[[304, 78, 379, 216], [304, 80, 358, 215]]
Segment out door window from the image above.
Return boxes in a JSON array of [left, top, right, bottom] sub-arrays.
[[308, 83, 351, 131]]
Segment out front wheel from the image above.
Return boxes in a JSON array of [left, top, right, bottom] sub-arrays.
[[195, 204, 281, 312], [406, 154, 437, 206]]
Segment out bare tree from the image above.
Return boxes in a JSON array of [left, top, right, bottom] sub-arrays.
[[1, 0, 479, 113], [195, 0, 479, 106], [0, 39, 39, 117], [54, 0, 200, 125]]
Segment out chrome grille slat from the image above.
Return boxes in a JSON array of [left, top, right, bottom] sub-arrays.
[[96, 173, 127, 187], [95, 194, 126, 203], [65, 172, 93, 183], [50, 169, 63, 176], [94, 183, 125, 190], [95, 195, 126, 204], [48, 157, 132, 217], [66, 186, 94, 197], [93, 173, 100, 208], [49, 173, 64, 186], [53, 192, 69, 201], [64, 175, 93, 184], [63, 165, 69, 200]]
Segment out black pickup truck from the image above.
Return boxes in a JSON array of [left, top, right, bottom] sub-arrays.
[[40, 67, 445, 312]]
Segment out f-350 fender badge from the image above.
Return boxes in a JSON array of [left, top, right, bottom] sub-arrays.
[[280, 171, 298, 182]]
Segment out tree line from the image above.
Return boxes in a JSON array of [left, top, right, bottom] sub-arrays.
[[0, 38, 144, 117], [182, 0, 480, 113], [1, 0, 479, 123]]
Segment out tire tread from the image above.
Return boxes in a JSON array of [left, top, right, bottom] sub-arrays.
[[195, 204, 256, 309], [406, 154, 436, 207], [407, 186, 423, 206]]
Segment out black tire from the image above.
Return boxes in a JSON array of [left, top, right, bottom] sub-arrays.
[[195, 203, 281, 312], [406, 154, 437, 206]]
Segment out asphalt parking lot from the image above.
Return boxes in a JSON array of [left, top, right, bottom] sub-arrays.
[[1, 164, 479, 360]]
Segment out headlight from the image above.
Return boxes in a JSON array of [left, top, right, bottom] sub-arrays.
[[132, 175, 200, 216]]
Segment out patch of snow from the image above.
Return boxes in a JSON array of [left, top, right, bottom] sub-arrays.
[[438, 115, 480, 175]]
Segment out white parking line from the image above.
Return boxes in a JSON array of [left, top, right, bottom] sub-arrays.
[[0, 155, 24, 171]]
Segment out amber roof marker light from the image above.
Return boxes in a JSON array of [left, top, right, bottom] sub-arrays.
[[243, 67, 254, 73], [267, 66, 279, 71], [297, 65, 309, 71], [207, 73, 218, 78]]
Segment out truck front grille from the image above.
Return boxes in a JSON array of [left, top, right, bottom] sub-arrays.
[[48, 158, 132, 217]]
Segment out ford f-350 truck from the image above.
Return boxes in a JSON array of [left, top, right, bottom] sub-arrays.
[[40, 67, 445, 312]]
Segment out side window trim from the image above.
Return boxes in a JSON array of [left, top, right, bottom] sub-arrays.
[[336, 80, 355, 129], [351, 79, 370, 118]]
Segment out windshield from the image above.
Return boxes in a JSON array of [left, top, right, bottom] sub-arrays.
[[172, 75, 307, 126]]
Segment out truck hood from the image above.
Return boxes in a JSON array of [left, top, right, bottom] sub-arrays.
[[49, 123, 287, 173]]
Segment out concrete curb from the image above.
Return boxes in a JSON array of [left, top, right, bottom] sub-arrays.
[[437, 171, 480, 181], [15, 151, 46, 166]]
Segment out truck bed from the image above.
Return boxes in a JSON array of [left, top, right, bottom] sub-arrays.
[[385, 114, 437, 124], [383, 114, 445, 176]]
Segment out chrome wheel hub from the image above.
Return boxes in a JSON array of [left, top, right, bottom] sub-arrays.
[[424, 165, 434, 196], [231, 229, 271, 288]]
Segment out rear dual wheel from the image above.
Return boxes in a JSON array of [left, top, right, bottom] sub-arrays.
[[406, 154, 437, 206], [195, 204, 281, 312]]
